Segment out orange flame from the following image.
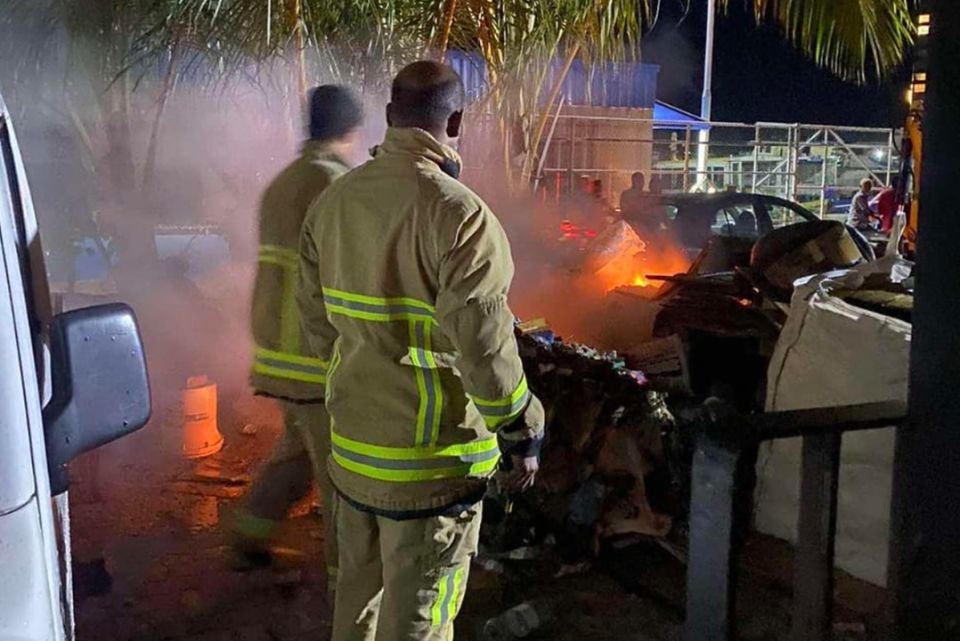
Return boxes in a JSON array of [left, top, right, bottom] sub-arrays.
[[590, 227, 691, 295]]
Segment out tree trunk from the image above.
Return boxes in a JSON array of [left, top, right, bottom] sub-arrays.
[[292, 0, 308, 101], [142, 40, 180, 190], [521, 42, 580, 186], [97, 4, 159, 293], [438, 0, 459, 61]]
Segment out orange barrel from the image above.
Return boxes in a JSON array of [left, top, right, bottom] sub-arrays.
[[181, 375, 223, 459]]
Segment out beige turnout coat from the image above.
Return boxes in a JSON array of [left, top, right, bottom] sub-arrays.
[[298, 127, 544, 513]]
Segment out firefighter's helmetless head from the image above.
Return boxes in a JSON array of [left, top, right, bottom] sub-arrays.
[[387, 61, 466, 145], [308, 84, 365, 157]]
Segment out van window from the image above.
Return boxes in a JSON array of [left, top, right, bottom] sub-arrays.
[[0, 119, 40, 332], [0, 116, 39, 511]]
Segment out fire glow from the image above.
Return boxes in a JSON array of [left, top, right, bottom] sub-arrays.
[[587, 222, 692, 294]]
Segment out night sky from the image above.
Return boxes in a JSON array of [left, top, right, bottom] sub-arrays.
[[641, 0, 911, 127]]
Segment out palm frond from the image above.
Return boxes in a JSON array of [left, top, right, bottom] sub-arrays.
[[729, 0, 915, 82]]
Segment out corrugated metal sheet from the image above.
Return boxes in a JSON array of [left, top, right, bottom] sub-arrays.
[[446, 51, 488, 101], [554, 60, 660, 109], [447, 50, 659, 109]]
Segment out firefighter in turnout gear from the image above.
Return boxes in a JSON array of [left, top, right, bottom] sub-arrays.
[[298, 62, 545, 641], [232, 85, 364, 587]]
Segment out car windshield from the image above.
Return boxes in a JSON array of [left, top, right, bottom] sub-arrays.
[[713, 204, 759, 238], [767, 203, 808, 228]]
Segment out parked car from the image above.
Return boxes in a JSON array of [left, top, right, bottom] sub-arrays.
[[0, 92, 151, 641], [625, 192, 874, 269]]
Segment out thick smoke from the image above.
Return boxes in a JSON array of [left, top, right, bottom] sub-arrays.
[[0, 14, 635, 439], [0, 20, 390, 441]]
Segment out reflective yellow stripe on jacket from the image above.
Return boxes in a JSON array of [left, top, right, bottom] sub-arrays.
[[258, 244, 299, 269], [255, 245, 325, 384], [330, 430, 500, 482], [322, 287, 436, 324], [467, 376, 531, 430], [323, 287, 443, 448], [322, 287, 501, 481], [252, 347, 328, 384]]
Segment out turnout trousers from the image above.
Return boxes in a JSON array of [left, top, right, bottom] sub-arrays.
[[332, 496, 482, 641], [235, 401, 337, 585]]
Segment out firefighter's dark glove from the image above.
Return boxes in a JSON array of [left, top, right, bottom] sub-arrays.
[[498, 433, 543, 492]]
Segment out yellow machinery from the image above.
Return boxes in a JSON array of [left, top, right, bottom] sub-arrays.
[[898, 9, 930, 257]]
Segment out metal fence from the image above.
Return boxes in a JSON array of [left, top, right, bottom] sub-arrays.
[[536, 114, 898, 217]]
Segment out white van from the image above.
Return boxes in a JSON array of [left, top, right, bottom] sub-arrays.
[[0, 94, 151, 640]]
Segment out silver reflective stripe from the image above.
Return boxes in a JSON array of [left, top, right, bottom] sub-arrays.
[[255, 354, 326, 378], [438, 571, 457, 625], [414, 321, 438, 446], [475, 390, 531, 417], [323, 293, 432, 317], [330, 443, 500, 470]]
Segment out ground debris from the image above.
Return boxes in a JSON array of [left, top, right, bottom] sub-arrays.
[[168, 480, 246, 499], [178, 457, 252, 486], [834, 620, 867, 635], [481, 321, 677, 575]]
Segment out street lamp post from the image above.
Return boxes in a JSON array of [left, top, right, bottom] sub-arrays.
[[696, 0, 717, 187]]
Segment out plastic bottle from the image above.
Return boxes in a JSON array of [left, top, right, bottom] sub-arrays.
[[482, 601, 553, 640]]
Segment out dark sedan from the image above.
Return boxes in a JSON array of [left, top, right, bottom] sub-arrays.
[[625, 192, 874, 264]]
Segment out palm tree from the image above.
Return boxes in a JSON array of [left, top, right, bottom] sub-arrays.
[[125, 1, 912, 185], [4, 0, 915, 190], [1, 0, 171, 283], [735, 0, 915, 83]]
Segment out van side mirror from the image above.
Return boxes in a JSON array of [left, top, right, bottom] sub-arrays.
[[43, 303, 151, 494]]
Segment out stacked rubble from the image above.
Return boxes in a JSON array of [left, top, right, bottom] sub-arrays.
[[481, 319, 678, 568]]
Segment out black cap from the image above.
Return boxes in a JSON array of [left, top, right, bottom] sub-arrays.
[[309, 85, 364, 142]]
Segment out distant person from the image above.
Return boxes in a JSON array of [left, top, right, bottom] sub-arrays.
[[620, 171, 647, 218], [588, 178, 616, 225], [591, 178, 606, 204], [648, 174, 663, 196], [870, 177, 899, 234], [621, 172, 668, 235], [232, 85, 364, 592], [735, 210, 758, 236], [645, 175, 667, 228], [847, 178, 876, 232]]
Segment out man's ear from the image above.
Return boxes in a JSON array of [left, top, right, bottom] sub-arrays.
[[386, 103, 394, 127], [447, 110, 463, 139]]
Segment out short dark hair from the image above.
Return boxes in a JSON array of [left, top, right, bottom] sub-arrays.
[[309, 85, 364, 142], [390, 61, 465, 131]]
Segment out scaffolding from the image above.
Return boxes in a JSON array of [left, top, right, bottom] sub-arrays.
[[536, 113, 898, 217]]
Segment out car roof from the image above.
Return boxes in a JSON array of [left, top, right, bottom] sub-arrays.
[[662, 192, 759, 204], [662, 191, 812, 210]]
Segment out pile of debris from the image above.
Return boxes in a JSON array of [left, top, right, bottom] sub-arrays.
[[480, 319, 680, 571]]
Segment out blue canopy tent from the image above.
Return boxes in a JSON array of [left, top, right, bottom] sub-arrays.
[[653, 101, 710, 131]]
